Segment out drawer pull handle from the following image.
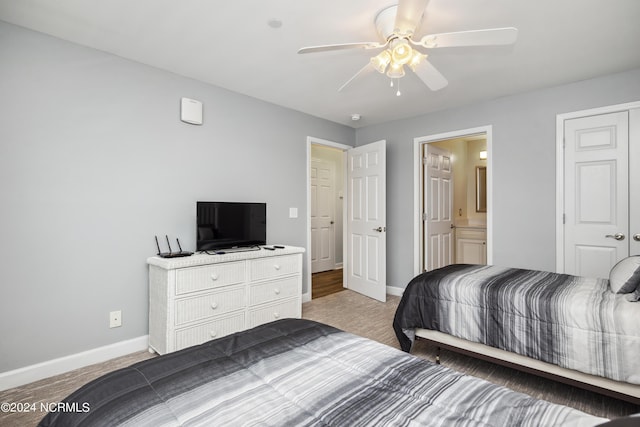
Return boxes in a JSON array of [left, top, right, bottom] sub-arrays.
[[274, 265, 281, 270], [211, 273, 219, 281], [273, 312, 280, 319], [274, 288, 280, 295], [210, 331, 217, 338], [211, 302, 218, 309]]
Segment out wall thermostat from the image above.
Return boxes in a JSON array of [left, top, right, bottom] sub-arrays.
[[180, 97, 203, 125]]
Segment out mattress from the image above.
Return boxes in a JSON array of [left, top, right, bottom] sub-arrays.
[[39, 318, 606, 426], [393, 264, 640, 384]]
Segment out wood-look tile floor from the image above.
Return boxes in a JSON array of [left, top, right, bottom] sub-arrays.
[[311, 268, 344, 299], [1, 289, 637, 426]]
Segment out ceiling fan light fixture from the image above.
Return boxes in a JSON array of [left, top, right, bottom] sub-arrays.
[[391, 39, 413, 65], [386, 63, 405, 79], [371, 50, 391, 73], [408, 51, 426, 72]]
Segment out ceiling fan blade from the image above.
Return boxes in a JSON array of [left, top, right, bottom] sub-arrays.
[[415, 27, 518, 48], [338, 62, 375, 92], [394, 0, 430, 36], [412, 59, 448, 91], [298, 41, 385, 54]]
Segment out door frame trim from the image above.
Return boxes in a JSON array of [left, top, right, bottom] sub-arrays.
[[555, 100, 640, 273], [305, 136, 352, 302], [413, 125, 493, 276]]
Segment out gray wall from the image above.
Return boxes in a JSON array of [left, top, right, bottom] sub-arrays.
[[3, 18, 640, 375], [0, 21, 354, 372], [356, 67, 640, 290]]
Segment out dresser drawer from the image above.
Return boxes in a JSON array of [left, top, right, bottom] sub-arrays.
[[248, 276, 300, 306], [250, 255, 301, 281], [175, 312, 245, 351], [246, 298, 301, 328], [175, 286, 246, 326], [175, 261, 245, 295]]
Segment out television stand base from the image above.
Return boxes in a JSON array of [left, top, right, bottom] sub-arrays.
[[214, 246, 262, 255]]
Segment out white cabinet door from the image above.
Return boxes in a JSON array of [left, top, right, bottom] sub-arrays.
[[456, 239, 487, 264], [346, 140, 386, 302]]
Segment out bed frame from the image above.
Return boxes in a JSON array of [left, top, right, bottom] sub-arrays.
[[416, 328, 640, 405]]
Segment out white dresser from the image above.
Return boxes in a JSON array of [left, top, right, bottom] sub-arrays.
[[147, 246, 305, 355]]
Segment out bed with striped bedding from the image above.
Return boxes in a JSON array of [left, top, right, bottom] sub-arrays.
[[39, 319, 606, 426], [393, 264, 640, 386]]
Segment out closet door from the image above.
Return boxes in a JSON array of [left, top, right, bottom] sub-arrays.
[[563, 111, 629, 279], [562, 107, 640, 278], [631, 108, 640, 256]]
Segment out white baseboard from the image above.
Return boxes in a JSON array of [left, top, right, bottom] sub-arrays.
[[386, 285, 404, 297], [0, 335, 149, 391], [302, 292, 311, 303]]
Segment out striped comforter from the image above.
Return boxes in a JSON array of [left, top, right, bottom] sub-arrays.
[[39, 319, 605, 426], [393, 264, 640, 384]]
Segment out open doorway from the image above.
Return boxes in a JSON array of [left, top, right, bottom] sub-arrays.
[[306, 137, 350, 301], [413, 126, 493, 275]]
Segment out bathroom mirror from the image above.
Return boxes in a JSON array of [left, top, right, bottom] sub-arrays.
[[476, 166, 487, 212]]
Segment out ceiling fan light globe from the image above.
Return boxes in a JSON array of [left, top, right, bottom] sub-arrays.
[[408, 52, 426, 72], [386, 63, 405, 79], [391, 40, 413, 65], [370, 50, 391, 73]]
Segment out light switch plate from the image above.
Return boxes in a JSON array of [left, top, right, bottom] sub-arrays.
[[289, 207, 298, 218]]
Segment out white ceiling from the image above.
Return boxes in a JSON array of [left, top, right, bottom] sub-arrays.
[[1, 0, 639, 128]]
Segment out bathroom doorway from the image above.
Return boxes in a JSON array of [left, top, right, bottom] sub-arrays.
[[413, 126, 493, 275]]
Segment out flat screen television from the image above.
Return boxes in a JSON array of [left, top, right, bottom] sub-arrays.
[[196, 201, 266, 251]]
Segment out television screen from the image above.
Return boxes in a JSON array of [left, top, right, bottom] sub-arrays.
[[196, 202, 266, 251]]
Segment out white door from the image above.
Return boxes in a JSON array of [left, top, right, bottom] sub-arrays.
[[631, 109, 640, 257], [563, 111, 629, 278], [423, 145, 454, 271], [346, 140, 386, 302], [310, 159, 335, 273]]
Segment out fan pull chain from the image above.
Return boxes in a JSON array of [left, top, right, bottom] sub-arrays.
[[396, 79, 401, 96]]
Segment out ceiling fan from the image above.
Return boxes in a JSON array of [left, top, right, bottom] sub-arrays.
[[298, 0, 518, 94]]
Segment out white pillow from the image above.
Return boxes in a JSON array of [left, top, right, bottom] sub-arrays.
[[609, 256, 640, 294]]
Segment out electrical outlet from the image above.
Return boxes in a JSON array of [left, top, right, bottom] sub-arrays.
[[109, 310, 122, 328]]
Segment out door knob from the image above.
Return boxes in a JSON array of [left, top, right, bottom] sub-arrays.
[[634, 234, 640, 242], [605, 233, 625, 241], [373, 226, 386, 232]]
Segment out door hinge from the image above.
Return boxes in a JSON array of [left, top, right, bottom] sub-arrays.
[[562, 213, 566, 224], [422, 212, 428, 221]]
